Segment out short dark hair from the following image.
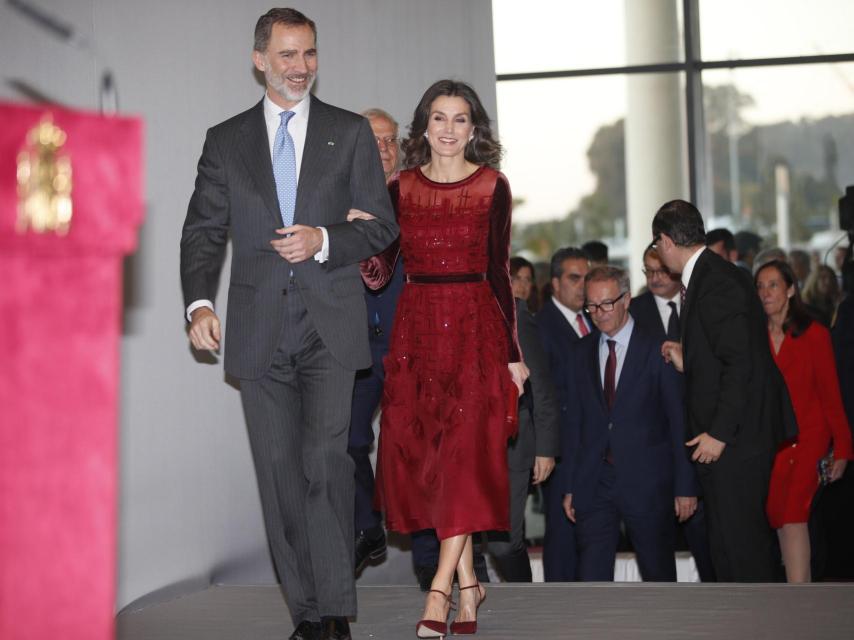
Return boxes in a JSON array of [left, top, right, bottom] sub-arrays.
[[755, 260, 813, 338], [402, 79, 502, 170], [549, 247, 589, 280], [581, 240, 609, 263], [734, 230, 762, 260], [705, 228, 735, 252], [651, 199, 706, 247], [254, 8, 316, 52]]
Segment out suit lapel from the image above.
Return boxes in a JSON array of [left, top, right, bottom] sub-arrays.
[[682, 250, 710, 354], [589, 336, 607, 412], [296, 96, 337, 223], [613, 328, 645, 410], [237, 100, 282, 226]]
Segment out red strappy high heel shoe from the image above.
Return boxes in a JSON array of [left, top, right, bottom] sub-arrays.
[[449, 582, 486, 635], [416, 588, 454, 638]]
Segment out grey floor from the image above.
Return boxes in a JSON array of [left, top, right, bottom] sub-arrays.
[[117, 583, 854, 640]]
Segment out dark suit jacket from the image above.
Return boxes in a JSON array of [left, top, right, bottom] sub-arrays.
[[508, 299, 560, 471], [181, 95, 399, 379], [631, 291, 668, 342], [559, 321, 696, 514], [681, 249, 796, 459], [536, 298, 595, 414], [832, 295, 854, 428]]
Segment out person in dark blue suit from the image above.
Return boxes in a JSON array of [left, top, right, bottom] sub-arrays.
[[350, 108, 404, 574], [631, 245, 715, 581], [536, 247, 594, 581], [560, 266, 697, 581]]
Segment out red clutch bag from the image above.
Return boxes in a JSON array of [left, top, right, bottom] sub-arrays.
[[506, 380, 519, 434]]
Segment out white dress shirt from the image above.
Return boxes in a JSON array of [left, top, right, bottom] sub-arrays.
[[599, 316, 634, 389], [680, 246, 706, 291], [187, 92, 329, 320], [654, 292, 681, 332], [550, 296, 591, 339]]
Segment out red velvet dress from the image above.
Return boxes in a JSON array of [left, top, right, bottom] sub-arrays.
[[371, 166, 521, 540], [766, 322, 854, 528]]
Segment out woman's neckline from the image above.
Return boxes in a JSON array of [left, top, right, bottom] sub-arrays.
[[415, 164, 486, 186]]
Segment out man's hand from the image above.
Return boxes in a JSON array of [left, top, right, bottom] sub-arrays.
[[562, 493, 576, 523], [188, 307, 221, 351], [829, 458, 848, 483], [661, 340, 684, 372], [674, 496, 698, 522], [686, 432, 726, 463], [508, 361, 530, 395], [270, 225, 323, 263], [532, 456, 555, 485]]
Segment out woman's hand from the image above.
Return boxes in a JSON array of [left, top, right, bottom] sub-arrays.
[[347, 208, 376, 222], [508, 361, 530, 396], [829, 458, 848, 483]]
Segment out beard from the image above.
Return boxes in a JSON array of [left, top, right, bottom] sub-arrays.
[[266, 68, 316, 104]]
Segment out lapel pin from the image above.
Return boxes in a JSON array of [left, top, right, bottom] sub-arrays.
[[327, 141, 335, 146]]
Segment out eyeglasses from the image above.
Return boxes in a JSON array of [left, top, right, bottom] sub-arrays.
[[375, 136, 398, 148], [642, 267, 670, 278], [584, 291, 627, 314]]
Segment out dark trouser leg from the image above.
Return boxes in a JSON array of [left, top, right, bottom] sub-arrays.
[[488, 468, 533, 581], [697, 450, 777, 582], [412, 529, 441, 569], [348, 367, 383, 533], [680, 499, 716, 581], [239, 292, 356, 622], [622, 506, 677, 582], [575, 464, 620, 582], [541, 464, 578, 581]]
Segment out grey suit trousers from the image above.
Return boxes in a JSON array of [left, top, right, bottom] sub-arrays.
[[239, 283, 356, 623]]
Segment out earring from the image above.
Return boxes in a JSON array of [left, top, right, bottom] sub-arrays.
[[424, 131, 428, 139]]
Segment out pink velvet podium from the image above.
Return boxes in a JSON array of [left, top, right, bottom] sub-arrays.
[[0, 102, 144, 640]]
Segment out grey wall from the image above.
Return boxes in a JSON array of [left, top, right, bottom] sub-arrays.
[[0, 0, 497, 610]]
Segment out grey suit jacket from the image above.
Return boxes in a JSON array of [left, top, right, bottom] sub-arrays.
[[508, 299, 560, 471], [181, 95, 399, 378]]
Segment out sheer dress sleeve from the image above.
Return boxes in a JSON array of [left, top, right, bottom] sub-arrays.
[[486, 173, 522, 363]]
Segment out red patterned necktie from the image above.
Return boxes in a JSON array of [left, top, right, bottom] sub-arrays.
[[576, 313, 590, 337]]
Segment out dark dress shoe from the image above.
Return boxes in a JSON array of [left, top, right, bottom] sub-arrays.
[[354, 527, 387, 573], [320, 617, 351, 640], [415, 564, 438, 592], [289, 620, 321, 640]]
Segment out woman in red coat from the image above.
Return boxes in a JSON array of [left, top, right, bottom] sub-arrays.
[[756, 260, 853, 582]]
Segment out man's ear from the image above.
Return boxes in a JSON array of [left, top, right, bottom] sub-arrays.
[[252, 50, 266, 72]]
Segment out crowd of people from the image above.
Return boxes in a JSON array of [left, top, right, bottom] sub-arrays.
[[180, 8, 854, 640]]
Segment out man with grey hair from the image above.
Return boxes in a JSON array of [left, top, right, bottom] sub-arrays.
[[181, 8, 397, 640], [558, 266, 697, 581]]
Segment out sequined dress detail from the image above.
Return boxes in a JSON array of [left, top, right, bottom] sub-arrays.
[[374, 166, 520, 539]]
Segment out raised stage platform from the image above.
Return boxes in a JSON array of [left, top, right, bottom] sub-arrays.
[[117, 583, 854, 640]]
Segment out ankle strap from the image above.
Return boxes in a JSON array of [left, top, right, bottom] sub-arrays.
[[458, 583, 480, 591], [428, 589, 456, 607]]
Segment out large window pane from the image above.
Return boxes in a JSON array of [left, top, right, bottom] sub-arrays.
[[498, 76, 628, 258], [699, 0, 854, 61], [702, 64, 854, 256], [492, 0, 683, 75]]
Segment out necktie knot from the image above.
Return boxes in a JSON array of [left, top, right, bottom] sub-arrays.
[[607, 338, 616, 354], [279, 110, 295, 125]]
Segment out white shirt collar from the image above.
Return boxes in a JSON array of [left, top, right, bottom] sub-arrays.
[[263, 91, 310, 122], [262, 92, 311, 176], [600, 314, 634, 350], [681, 246, 706, 290], [551, 296, 588, 337]]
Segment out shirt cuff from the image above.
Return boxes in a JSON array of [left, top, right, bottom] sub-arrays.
[[313, 226, 329, 263], [186, 299, 214, 323]]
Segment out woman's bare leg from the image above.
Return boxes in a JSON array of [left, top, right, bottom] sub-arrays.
[[778, 523, 811, 583], [454, 535, 485, 623], [421, 533, 469, 623]]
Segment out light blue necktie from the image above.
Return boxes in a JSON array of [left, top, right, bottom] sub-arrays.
[[273, 110, 297, 227]]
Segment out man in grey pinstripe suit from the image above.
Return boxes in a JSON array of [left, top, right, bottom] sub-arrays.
[[180, 9, 397, 640]]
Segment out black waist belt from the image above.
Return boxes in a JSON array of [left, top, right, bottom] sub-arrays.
[[406, 273, 487, 284]]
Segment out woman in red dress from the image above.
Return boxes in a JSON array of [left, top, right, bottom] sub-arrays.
[[756, 260, 853, 582], [360, 80, 528, 637]]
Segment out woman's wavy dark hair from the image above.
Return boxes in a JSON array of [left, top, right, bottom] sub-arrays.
[[402, 79, 502, 170], [755, 259, 813, 338]]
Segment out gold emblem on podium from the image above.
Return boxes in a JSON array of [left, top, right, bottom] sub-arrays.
[[16, 114, 73, 235]]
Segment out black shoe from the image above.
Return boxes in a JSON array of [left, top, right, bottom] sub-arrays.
[[414, 564, 438, 592], [354, 527, 386, 573], [289, 620, 321, 640], [320, 617, 351, 640]]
